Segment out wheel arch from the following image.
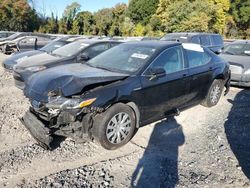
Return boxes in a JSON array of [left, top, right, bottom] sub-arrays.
[[111, 100, 140, 128]]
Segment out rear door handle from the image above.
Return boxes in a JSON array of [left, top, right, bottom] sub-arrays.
[[183, 73, 187, 77]]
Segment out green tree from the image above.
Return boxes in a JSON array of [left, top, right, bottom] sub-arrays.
[[93, 8, 113, 36], [62, 2, 81, 32], [209, 0, 230, 34], [133, 23, 145, 36], [128, 0, 159, 25], [229, 0, 250, 38], [0, 0, 39, 31], [110, 3, 127, 36], [154, 0, 217, 33], [71, 11, 94, 35], [121, 17, 135, 36]]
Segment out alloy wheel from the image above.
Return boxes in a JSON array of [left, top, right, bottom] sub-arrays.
[[210, 84, 221, 105], [106, 112, 132, 144]]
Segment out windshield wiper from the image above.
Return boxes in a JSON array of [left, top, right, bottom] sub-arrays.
[[95, 66, 114, 72]]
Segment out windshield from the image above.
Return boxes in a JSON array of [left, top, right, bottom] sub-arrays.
[[41, 41, 68, 53], [223, 43, 247, 55], [51, 41, 90, 57], [86, 44, 157, 74]]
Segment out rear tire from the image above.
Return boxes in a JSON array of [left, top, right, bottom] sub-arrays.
[[92, 103, 136, 150], [201, 79, 224, 107]]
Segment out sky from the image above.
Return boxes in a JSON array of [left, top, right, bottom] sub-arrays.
[[34, 0, 128, 18]]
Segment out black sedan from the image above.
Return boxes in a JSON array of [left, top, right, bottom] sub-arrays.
[[13, 39, 122, 89], [220, 40, 250, 87], [2, 36, 81, 71], [21, 41, 231, 150]]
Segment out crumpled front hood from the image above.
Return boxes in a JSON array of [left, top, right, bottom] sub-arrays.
[[24, 63, 129, 102], [16, 53, 62, 68]]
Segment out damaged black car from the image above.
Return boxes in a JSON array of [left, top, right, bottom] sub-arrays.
[[21, 41, 231, 150]]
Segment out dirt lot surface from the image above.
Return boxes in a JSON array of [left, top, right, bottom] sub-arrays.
[[0, 53, 249, 188]]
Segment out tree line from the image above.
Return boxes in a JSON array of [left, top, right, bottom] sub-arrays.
[[0, 0, 249, 38]]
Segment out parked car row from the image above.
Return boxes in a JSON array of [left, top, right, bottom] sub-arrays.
[[0, 32, 57, 54], [0, 31, 160, 55], [1, 31, 244, 151]]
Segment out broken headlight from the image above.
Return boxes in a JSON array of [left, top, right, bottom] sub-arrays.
[[46, 96, 96, 110], [25, 66, 47, 72]]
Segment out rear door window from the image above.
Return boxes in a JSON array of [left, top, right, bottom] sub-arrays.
[[200, 35, 211, 46], [185, 48, 211, 68]]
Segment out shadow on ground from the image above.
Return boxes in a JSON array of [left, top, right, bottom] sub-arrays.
[[225, 89, 250, 179], [131, 117, 185, 188]]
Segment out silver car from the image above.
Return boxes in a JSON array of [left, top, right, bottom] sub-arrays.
[[220, 40, 250, 87]]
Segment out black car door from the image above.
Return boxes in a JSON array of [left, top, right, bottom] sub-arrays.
[[184, 46, 214, 105], [138, 45, 190, 125]]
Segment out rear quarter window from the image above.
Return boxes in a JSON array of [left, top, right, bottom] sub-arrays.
[[186, 49, 211, 68]]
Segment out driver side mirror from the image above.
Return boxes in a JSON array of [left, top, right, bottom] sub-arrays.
[[147, 67, 166, 81], [215, 49, 222, 55], [79, 53, 90, 61]]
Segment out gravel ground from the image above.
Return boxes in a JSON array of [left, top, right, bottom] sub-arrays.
[[0, 53, 249, 188]]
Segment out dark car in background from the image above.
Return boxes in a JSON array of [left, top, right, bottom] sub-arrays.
[[161, 33, 224, 54], [21, 41, 230, 150], [2, 36, 82, 71], [0, 35, 53, 54], [13, 40, 122, 89], [220, 40, 250, 87]]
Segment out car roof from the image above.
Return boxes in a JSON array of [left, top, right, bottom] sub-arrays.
[[76, 39, 122, 44], [122, 40, 181, 49], [166, 32, 221, 36]]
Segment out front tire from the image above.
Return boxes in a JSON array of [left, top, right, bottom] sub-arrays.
[[201, 79, 224, 107], [92, 103, 136, 150]]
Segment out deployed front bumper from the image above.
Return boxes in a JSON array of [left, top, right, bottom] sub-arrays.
[[20, 110, 53, 149]]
